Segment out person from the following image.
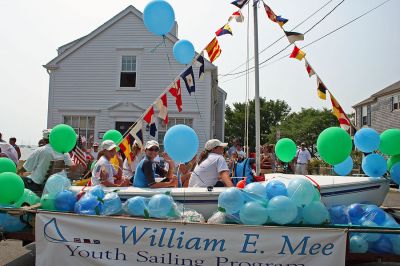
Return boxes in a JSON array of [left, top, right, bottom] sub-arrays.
[[122, 141, 143, 183], [0, 142, 19, 164], [260, 144, 277, 174], [90, 142, 99, 160], [133, 140, 177, 188], [227, 138, 239, 157], [38, 138, 46, 147], [9, 137, 21, 160], [91, 140, 130, 187], [19, 129, 77, 193], [0, 132, 5, 142], [189, 139, 234, 188], [176, 156, 197, 187], [234, 142, 246, 162], [294, 142, 311, 175]]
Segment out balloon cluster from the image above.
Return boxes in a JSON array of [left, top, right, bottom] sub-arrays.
[[40, 172, 72, 211], [217, 178, 330, 226], [123, 194, 174, 219], [329, 203, 400, 255]]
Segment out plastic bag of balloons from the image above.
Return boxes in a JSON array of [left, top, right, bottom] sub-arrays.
[[74, 193, 103, 215], [0, 212, 27, 232], [207, 211, 227, 225], [43, 171, 71, 196], [123, 194, 178, 220], [12, 189, 41, 208], [123, 196, 149, 217], [54, 190, 77, 212], [170, 204, 205, 223], [101, 192, 122, 216]]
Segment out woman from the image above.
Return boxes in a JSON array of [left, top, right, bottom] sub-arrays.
[[91, 140, 129, 187], [188, 139, 234, 188], [260, 144, 277, 174]]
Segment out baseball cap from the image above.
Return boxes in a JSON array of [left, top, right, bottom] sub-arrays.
[[145, 140, 160, 150], [100, 140, 117, 151], [205, 139, 228, 151], [93, 142, 99, 147], [42, 129, 51, 139]]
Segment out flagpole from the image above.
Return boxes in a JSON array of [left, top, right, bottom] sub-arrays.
[[253, 0, 261, 174]]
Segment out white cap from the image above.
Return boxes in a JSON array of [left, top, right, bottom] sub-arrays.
[[205, 139, 228, 151], [145, 140, 159, 150], [100, 140, 117, 151], [42, 129, 51, 139]]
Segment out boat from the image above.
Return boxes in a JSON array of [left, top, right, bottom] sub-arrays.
[[69, 174, 390, 219]]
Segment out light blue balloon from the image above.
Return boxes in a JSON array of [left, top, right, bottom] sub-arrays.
[[244, 182, 266, 199], [349, 235, 368, 253], [143, 0, 175, 36], [362, 153, 387, 178], [354, 128, 380, 153], [359, 220, 381, 242], [390, 162, 400, 185], [148, 194, 173, 218], [126, 196, 148, 216], [265, 180, 287, 199], [0, 213, 27, 232], [303, 201, 330, 225], [55, 190, 76, 212], [164, 124, 199, 163], [74, 194, 103, 215], [287, 178, 315, 207], [333, 156, 353, 176], [390, 235, 400, 255], [218, 188, 245, 214], [89, 185, 105, 199], [267, 196, 297, 225], [101, 192, 122, 215], [239, 202, 269, 225], [292, 206, 304, 224], [173, 40, 195, 64], [44, 173, 71, 196]]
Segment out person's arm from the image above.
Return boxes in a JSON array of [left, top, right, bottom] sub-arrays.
[[219, 170, 234, 187]]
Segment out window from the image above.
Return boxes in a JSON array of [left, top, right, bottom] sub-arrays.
[[120, 56, 136, 87], [392, 95, 399, 111], [362, 106, 368, 126], [63, 115, 95, 148], [157, 117, 194, 151]]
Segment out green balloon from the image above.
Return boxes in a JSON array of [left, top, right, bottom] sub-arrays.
[[49, 124, 77, 153], [0, 172, 25, 205], [13, 189, 40, 208], [317, 127, 352, 165], [388, 154, 400, 171], [90, 160, 97, 170], [103, 129, 123, 145], [0, 157, 17, 173], [275, 138, 297, 162], [40, 194, 57, 211], [379, 129, 400, 156]]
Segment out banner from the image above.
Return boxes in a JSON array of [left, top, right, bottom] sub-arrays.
[[36, 212, 347, 266]]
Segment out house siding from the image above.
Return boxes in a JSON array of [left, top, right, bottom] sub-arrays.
[[46, 10, 220, 149]]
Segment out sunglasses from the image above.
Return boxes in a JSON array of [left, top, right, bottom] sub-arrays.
[[147, 147, 159, 152]]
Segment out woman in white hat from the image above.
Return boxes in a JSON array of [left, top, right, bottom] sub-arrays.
[[188, 139, 234, 188]]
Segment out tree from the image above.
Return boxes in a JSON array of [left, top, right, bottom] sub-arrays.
[[225, 98, 291, 148], [268, 108, 339, 156]]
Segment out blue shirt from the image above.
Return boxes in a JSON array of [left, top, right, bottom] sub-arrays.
[[133, 156, 167, 188]]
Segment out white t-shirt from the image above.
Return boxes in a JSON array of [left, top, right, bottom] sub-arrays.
[[0, 143, 18, 164], [296, 149, 311, 164], [189, 153, 229, 187], [23, 144, 73, 185], [122, 154, 143, 179], [91, 156, 117, 186]]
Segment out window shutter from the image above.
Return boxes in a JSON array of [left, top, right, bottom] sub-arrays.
[[367, 105, 371, 126], [390, 97, 394, 112], [359, 107, 362, 126]]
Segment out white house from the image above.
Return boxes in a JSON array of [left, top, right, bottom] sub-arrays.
[[43, 5, 226, 150]]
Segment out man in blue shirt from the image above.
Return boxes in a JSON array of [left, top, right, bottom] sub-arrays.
[[133, 140, 177, 188]]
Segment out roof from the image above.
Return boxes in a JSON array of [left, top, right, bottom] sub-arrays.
[[352, 80, 400, 108]]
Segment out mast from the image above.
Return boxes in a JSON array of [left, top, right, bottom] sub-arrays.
[[253, 0, 261, 173]]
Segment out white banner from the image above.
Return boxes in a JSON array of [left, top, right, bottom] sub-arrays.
[[36, 212, 347, 266]]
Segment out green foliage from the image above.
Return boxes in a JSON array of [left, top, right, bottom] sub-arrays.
[[225, 98, 291, 148]]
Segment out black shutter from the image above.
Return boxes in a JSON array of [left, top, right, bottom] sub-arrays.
[[390, 97, 394, 112], [359, 107, 363, 126], [367, 105, 371, 126]]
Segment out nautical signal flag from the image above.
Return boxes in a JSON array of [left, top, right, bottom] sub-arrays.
[[284, 31, 304, 44], [216, 24, 233, 37], [317, 77, 327, 100], [156, 93, 168, 125], [231, 0, 248, 9], [169, 80, 183, 112], [119, 134, 135, 163], [289, 46, 306, 61], [329, 92, 351, 131], [149, 116, 157, 137], [143, 106, 155, 124], [180, 66, 196, 95], [305, 59, 315, 77], [205, 37, 222, 63], [276, 16, 289, 27], [263, 3, 288, 27], [195, 53, 205, 80], [130, 121, 144, 148], [229, 10, 244, 23]]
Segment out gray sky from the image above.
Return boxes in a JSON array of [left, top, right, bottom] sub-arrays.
[[0, 0, 399, 144]]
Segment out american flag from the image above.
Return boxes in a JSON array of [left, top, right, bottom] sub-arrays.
[[71, 135, 87, 167]]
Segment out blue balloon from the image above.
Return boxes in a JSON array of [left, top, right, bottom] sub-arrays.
[[55, 190, 77, 212], [75, 194, 103, 215], [244, 182, 266, 199], [303, 202, 330, 225], [101, 192, 122, 215], [44, 173, 71, 196], [267, 196, 298, 225], [349, 235, 368, 253], [329, 205, 350, 225], [218, 188, 245, 214], [354, 128, 380, 153], [148, 194, 173, 218], [0, 213, 27, 232], [265, 180, 287, 199], [89, 185, 105, 199], [126, 196, 148, 216], [361, 205, 387, 225], [391, 235, 400, 255], [362, 154, 387, 178], [370, 236, 393, 254], [239, 202, 269, 225], [164, 124, 199, 163], [333, 156, 353, 176], [359, 220, 381, 242], [292, 206, 304, 224], [390, 162, 400, 185], [143, 0, 175, 36], [348, 204, 365, 221], [173, 40, 195, 64], [287, 178, 315, 207]]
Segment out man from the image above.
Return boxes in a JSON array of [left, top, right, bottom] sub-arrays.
[[295, 142, 311, 175], [90, 142, 99, 160], [19, 129, 77, 193], [133, 140, 177, 188], [0, 142, 19, 164], [9, 137, 21, 159]]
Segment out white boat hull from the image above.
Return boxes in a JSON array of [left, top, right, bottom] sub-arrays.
[[70, 174, 390, 219]]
